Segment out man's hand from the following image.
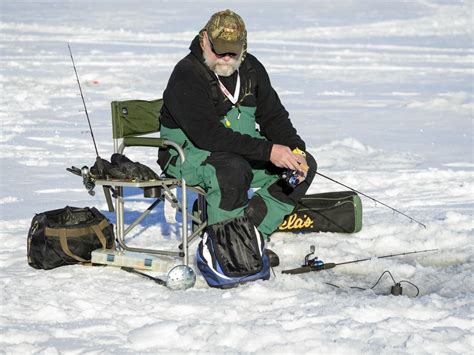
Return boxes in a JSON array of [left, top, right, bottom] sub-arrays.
[[270, 144, 308, 183]]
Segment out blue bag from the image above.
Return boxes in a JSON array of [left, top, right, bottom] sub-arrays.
[[196, 216, 270, 288]]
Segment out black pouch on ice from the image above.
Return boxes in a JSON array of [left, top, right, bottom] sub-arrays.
[[277, 191, 363, 233], [27, 206, 115, 270], [197, 216, 270, 288], [207, 216, 264, 277]]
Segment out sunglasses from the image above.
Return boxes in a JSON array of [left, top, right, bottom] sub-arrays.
[[208, 35, 239, 58]]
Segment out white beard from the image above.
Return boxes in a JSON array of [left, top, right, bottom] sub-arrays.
[[203, 50, 243, 77]]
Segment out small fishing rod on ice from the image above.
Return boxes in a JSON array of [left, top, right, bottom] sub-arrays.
[[67, 43, 114, 212], [282, 246, 438, 275], [316, 172, 427, 229]]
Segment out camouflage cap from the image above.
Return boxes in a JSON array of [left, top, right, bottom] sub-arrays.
[[205, 9, 246, 55]]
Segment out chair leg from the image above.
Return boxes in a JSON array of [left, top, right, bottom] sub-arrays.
[[198, 193, 207, 222], [115, 186, 126, 250], [114, 185, 184, 259], [180, 179, 188, 266], [178, 192, 208, 249]]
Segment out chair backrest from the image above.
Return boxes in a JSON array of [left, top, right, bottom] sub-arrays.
[[111, 99, 163, 139]]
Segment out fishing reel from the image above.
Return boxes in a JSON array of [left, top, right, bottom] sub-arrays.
[[281, 169, 301, 188], [67, 165, 96, 196], [303, 245, 324, 268]]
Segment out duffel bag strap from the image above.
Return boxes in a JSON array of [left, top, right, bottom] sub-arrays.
[[58, 229, 87, 262], [45, 219, 112, 262], [90, 220, 109, 249]]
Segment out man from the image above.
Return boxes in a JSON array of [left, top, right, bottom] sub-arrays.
[[158, 9, 317, 242]]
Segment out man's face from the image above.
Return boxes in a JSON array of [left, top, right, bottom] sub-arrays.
[[202, 31, 243, 77]]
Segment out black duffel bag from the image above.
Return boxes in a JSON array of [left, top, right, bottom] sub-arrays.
[[27, 206, 115, 270], [277, 191, 363, 233]]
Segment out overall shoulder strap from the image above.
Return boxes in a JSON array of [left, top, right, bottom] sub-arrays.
[[244, 58, 256, 77], [189, 54, 219, 106], [242, 58, 258, 97]]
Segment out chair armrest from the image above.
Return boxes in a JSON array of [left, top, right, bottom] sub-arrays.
[[123, 137, 167, 148], [120, 137, 186, 164]]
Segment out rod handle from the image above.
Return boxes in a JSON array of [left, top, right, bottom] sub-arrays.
[[323, 262, 336, 270]]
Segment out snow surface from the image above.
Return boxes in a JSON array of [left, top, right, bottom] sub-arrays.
[[1, 0, 473, 353]]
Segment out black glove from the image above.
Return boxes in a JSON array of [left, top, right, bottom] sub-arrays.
[[90, 157, 127, 179], [111, 153, 160, 181]]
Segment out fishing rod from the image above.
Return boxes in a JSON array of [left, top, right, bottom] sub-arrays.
[[282, 246, 438, 275], [67, 43, 100, 157], [67, 42, 114, 212], [316, 172, 427, 229]]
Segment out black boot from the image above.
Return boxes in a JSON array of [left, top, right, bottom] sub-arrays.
[[265, 249, 280, 268]]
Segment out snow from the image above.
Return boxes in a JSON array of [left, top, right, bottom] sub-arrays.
[[1, 0, 473, 353]]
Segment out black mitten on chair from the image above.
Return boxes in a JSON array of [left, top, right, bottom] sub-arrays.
[[111, 153, 159, 180], [90, 157, 127, 179]]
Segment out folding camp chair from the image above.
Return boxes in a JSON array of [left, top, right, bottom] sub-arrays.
[[94, 99, 207, 266]]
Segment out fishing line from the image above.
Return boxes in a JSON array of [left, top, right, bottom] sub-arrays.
[[325, 270, 420, 297]]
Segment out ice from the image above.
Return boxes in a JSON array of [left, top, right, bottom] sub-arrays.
[[0, 0, 473, 353]]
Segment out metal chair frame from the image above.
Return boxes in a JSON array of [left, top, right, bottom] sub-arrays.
[[96, 100, 207, 267]]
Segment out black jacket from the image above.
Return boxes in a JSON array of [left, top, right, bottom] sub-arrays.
[[161, 35, 305, 162]]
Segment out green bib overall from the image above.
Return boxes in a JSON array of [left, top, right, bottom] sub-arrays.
[[160, 105, 296, 236]]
